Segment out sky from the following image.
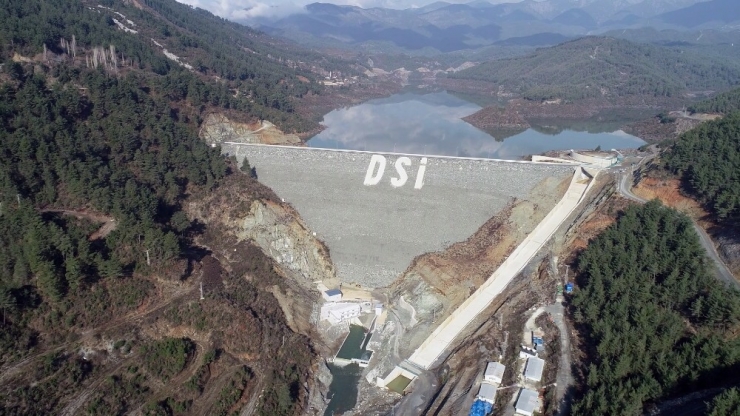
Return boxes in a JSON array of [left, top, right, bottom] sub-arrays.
[[175, 0, 517, 21]]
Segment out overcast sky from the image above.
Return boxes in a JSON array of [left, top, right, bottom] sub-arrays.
[[175, 0, 517, 21]]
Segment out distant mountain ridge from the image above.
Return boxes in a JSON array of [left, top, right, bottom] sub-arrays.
[[449, 36, 740, 100], [248, 0, 740, 53]]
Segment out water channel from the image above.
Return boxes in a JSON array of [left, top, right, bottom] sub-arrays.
[[308, 91, 647, 158], [324, 324, 373, 416]]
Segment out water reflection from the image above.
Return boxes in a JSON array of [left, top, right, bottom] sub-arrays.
[[308, 92, 646, 159]]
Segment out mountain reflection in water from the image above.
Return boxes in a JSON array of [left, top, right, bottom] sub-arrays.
[[308, 91, 646, 159]]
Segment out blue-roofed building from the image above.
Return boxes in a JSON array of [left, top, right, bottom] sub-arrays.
[[469, 399, 493, 416], [322, 288, 342, 302]]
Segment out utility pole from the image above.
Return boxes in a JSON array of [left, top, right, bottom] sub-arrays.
[[16, 194, 20, 206], [200, 282, 204, 300], [145, 249, 150, 266]]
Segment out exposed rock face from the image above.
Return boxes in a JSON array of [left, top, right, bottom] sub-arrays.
[[200, 113, 302, 146], [241, 200, 336, 281], [186, 176, 336, 287]]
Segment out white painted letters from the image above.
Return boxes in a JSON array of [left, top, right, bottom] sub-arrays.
[[364, 154, 387, 186], [414, 157, 427, 190], [364, 155, 427, 189], [391, 157, 411, 188]]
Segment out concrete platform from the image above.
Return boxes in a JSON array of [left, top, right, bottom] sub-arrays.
[[224, 144, 575, 287]]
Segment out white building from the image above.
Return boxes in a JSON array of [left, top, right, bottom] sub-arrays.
[[322, 289, 342, 302], [515, 388, 540, 416], [477, 382, 497, 404], [484, 362, 505, 384], [320, 302, 361, 324], [374, 303, 383, 316], [524, 356, 545, 382]]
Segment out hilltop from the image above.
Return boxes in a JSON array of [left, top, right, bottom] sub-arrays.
[[244, 0, 740, 54]]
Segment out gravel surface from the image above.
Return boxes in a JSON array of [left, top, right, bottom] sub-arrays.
[[225, 145, 574, 287]]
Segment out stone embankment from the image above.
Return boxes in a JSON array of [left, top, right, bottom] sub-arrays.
[[224, 144, 575, 287]]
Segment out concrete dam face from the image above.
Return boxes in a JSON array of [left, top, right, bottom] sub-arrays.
[[224, 145, 575, 287]]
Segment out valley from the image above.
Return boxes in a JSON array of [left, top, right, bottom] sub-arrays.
[[2, 0, 740, 415]]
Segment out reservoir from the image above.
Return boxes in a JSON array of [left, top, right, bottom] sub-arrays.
[[308, 91, 647, 159]]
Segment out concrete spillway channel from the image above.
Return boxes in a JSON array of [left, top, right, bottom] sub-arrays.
[[378, 167, 597, 388]]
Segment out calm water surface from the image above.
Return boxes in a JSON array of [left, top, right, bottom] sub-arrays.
[[308, 91, 646, 159]]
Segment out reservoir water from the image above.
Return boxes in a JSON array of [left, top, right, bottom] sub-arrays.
[[308, 91, 647, 159]]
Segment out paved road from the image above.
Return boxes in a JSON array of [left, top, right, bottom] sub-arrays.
[[619, 172, 739, 289]]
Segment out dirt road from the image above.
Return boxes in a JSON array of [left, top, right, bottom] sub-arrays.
[[544, 302, 574, 416], [619, 172, 739, 289]]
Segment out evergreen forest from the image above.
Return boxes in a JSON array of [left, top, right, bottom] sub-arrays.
[[570, 200, 740, 415], [662, 112, 740, 220], [689, 87, 740, 115]]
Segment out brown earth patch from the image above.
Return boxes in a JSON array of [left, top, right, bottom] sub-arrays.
[[633, 177, 708, 220]]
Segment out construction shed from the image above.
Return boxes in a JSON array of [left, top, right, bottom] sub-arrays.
[[484, 362, 505, 384], [524, 356, 545, 382], [515, 388, 539, 416], [476, 382, 497, 404], [322, 289, 342, 302]]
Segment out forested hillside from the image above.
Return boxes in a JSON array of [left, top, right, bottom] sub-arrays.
[[0, 65, 226, 301], [0, 0, 331, 414], [571, 200, 740, 415], [450, 37, 740, 101], [0, 0, 354, 133], [689, 87, 740, 114], [662, 112, 740, 220]]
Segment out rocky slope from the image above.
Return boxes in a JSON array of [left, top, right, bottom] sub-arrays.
[[201, 114, 303, 146], [186, 172, 335, 288]]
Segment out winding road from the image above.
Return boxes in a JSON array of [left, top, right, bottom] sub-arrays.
[[618, 171, 739, 289]]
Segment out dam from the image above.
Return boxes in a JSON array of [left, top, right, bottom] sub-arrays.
[[223, 144, 576, 287]]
